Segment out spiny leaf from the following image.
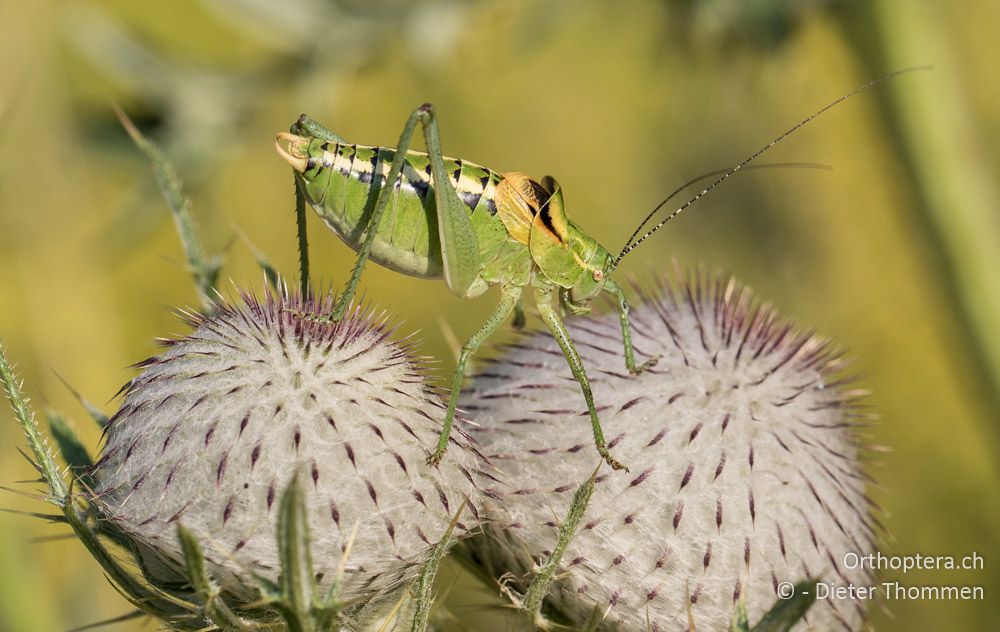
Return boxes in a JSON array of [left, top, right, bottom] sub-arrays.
[[236, 228, 282, 291], [276, 474, 315, 630], [410, 499, 467, 632], [522, 464, 600, 624], [1, 343, 68, 503], [730, 597, 750, 632], [750, 581, 817, 632], [112, 103, 220, 311], [178, 524, 255, 630]]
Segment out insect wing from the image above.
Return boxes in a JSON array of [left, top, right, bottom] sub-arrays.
[[494, 172, 539, 245], [529, 178, 588, 288]]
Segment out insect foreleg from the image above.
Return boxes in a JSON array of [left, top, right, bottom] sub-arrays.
[[289, 116, 344, 296], [604, 278, 659, 374], [328, 106, 427, 321], [535, 285, 628, 472], [430, 285, 523, 465], [293, 178, 310, 297]]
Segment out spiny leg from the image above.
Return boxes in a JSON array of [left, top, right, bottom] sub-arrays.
[[535, 285, 628, 472], [289, 116, 345, 298], [326, 107, 430, 321], [604, 278, 659, 374], [292, 177, 310, 298], [429, 285, 522, 466]]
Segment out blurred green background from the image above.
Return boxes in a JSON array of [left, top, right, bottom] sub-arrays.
[[1, 0, 998, 630]]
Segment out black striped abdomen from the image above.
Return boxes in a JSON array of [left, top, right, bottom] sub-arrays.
[[300, 141, 504, 278]]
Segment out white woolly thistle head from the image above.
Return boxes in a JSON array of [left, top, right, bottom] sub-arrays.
[[88, 289, 489, 624], [462, 270, 878, 631]]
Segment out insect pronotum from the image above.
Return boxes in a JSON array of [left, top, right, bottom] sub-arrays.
[[275, 67, 926, 472]]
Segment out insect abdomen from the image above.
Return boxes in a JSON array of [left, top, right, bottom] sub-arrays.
[[299, 140, 503, 278]]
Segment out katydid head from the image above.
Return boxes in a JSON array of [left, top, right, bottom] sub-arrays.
[[277, 115, 349, 172], [523, 175, 613, 311], [275, 132, 317, 174], [566, 246, 614, 311], [274, 132, 310, 173]]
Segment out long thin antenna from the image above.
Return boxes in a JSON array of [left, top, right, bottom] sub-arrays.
[[612, 66, 931, 268], [619, 162, 832, 257]]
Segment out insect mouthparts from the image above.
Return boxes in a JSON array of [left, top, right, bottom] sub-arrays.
[[275, 132, 310, 172]]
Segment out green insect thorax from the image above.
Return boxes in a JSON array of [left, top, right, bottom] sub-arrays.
[[512, 174, 613, 307]]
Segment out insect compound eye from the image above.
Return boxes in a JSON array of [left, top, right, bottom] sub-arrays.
[[593, 269, 604, 282]]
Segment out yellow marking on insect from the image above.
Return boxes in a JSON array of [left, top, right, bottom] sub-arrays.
[[400, 159, 426, 187], [334, 145, 355, 177], [495, 172, 540, 245], [481, 174, 499, 200], [351, 151, 375, 178], [457, 170, 485, 197], [538, 176, 570, 242]]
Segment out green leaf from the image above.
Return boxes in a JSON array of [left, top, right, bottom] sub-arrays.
[[178, 524, 254, 630], [276, 474, 315, 631], [113, 104, 221, 311], [730, 597, 750, 632], [1, 343, 67, 503], [236, 228, 282, 291], [409, 499, 467, 632], [522, 464, 600, 624], [750, 580, 817, 632]]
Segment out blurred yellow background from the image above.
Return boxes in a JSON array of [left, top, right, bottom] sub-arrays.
[[1, 0, 997, 630]]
